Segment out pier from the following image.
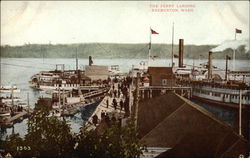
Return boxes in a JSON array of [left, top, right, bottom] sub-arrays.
[[1, 110, 32, 127], [85, 82, 130, 130]]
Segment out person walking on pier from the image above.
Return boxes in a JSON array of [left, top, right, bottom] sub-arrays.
[[113, 98, 117, 110], [119, 100, 124, 112], [101, 110, 105, 120], [92, 114, 98, 126], [106, 98, 109, 108], [114, 90, 117, 98], [124, 97, 130, 117], [118, 90, 121, 98]]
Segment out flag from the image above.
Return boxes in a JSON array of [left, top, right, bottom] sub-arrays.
[[235, 28, 242, 34], [151, 29, 159, 34]]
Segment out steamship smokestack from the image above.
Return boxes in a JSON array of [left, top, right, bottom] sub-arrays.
[[208, 51, 212, 79], [178, 39, 184, 67], [89, 56, 93, 66]]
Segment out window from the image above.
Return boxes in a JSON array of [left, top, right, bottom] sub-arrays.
[[162, 79, 167, 85]]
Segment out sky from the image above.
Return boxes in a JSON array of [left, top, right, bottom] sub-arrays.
[[1, 1, 249, 46]]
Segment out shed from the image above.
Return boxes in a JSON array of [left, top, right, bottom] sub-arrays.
[[148, 67, 176, 86]]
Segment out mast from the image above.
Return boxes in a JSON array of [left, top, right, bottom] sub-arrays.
[[27, 92, 30, 114], [76, 47, 78, 71], [41, 46, 44, 64], [11, 85, 14, 106], [239, 90, 242, 136], [171, 22, 174, 67], [148, 27, 152, 67], [225, 55, 230, 81]]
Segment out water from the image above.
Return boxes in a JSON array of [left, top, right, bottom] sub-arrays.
[[0, 58, 249, 139]]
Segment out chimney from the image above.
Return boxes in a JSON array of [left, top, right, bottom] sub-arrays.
[[89, 56, 93, 66], [178, 39, 184, 67], [208, 51, 213, 79]]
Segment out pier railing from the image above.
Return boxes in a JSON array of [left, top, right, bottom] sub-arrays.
[[139, 86, 192, 90]]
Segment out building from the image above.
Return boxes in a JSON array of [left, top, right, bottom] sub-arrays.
[[138, 92, 249, 158], [147, 67, 176, 86], [85, 65, 109, 81]]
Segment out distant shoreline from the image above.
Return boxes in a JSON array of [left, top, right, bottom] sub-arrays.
[[1, 57, 250, 61], [1, 43, 249, 59]]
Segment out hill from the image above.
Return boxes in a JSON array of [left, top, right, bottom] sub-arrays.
[[1, 43, 249, 59]]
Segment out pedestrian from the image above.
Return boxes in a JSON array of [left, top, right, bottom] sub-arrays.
[[92, 114, 98, 126], [113, 98, 117, 110], [105, 114, 110, 127], [118, 90, 121, 98], [120, 100, 124, 112], [101, 110, 105, 120], [114, 90, 117, 98], [106, 98, 109, 108]]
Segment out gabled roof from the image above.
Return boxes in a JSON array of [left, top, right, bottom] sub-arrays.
[[138, 92, 249, 157]]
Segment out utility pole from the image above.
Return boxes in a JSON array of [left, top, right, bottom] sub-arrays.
[[11, 85, 14, 106], [225, 55, 231, 81], [171, 22, 174, 67], [239, 90, 242, 136], [134, 72, 140, 128], [27, 92, 30, 114]]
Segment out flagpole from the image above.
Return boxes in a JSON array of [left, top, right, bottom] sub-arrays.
[[235, 28, 236, 40], [171, 22, 174, 67], [233, 29, 236, 71]]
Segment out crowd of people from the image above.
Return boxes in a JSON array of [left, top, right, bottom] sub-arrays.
[[92, 76, 133, 127]]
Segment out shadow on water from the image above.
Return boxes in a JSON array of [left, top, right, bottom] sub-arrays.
[[79, 102, 100, 121]]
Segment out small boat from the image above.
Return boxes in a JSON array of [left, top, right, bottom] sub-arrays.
[[0, 85, 21, 93], [0, 105, 11, 125], [0, 96, 22, 103]]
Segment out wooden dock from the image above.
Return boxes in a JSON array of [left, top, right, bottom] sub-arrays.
[[85, 83, 127, 130], [1, 110, 32, 127]]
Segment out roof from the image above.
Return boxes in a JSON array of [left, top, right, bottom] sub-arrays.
[[138, 92, 249, 157], [148, 67, 173, 75]]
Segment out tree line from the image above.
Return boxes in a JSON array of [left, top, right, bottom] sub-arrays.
[[1, 43, 249, 59]]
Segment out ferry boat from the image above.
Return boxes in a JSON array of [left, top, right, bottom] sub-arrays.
[[131, 38, 250, 109], [29, 69, 91, 90], [29, 57, 121, 91], [177, 78, 250, 109]]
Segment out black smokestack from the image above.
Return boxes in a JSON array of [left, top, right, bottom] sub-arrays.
[[89, 56, 93, 66], [178, 39, 184, 67], [208, 51, 212, 79]]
